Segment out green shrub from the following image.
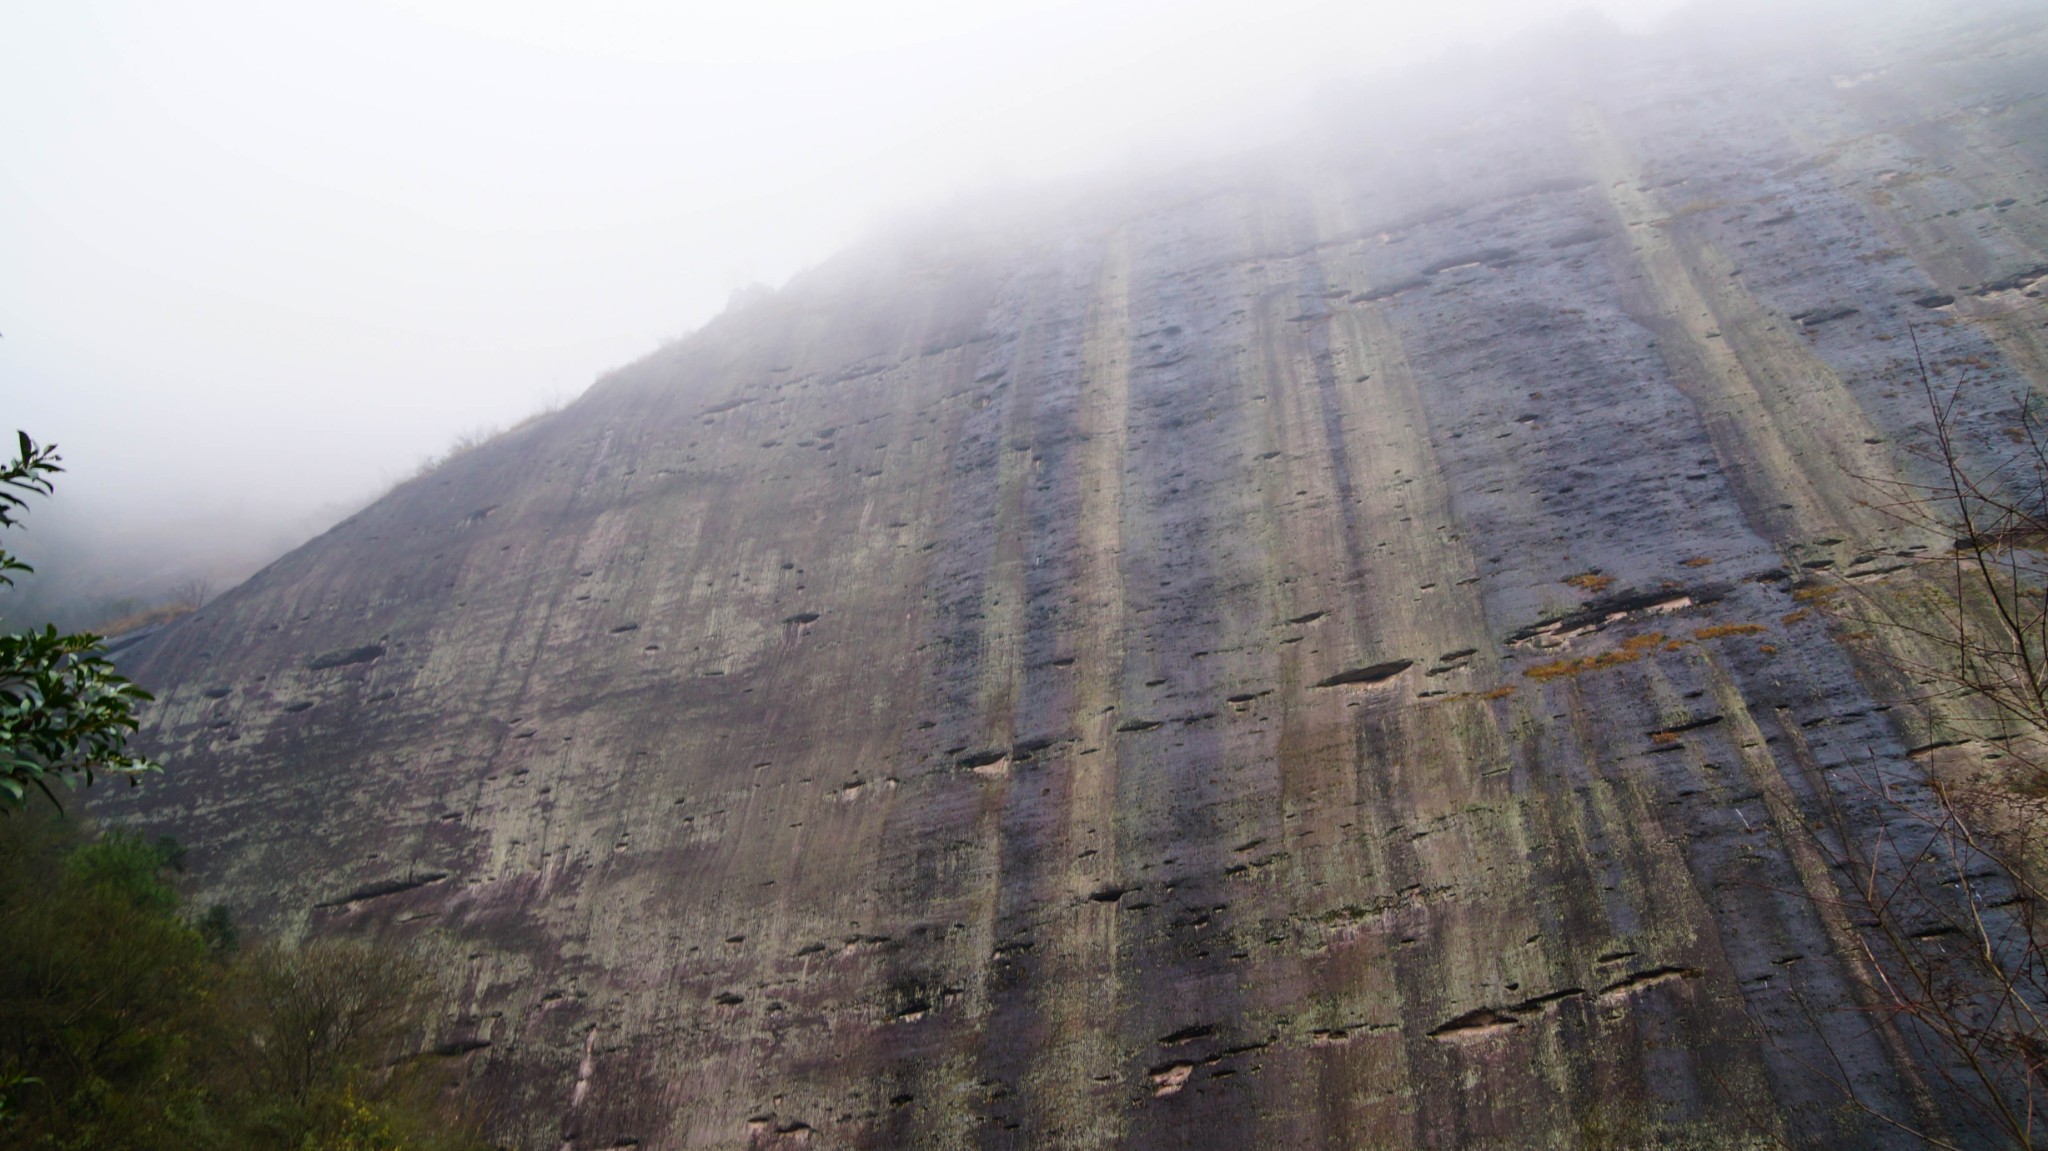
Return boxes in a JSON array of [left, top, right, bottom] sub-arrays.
[[0, 812, 485, 1150]]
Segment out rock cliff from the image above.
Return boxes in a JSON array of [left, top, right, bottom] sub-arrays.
[[108, 2, 2048, 1146]]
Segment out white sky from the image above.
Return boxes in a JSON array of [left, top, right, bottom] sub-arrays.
[[0, 0, 1689, 572]]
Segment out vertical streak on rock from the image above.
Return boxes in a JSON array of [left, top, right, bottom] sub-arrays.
[[976, 326, 1041, 752], [1233, 188, 1402, 1140], [1537, 677, 1715, 1129], [1815, 83, 2048, 389], [1297, 211, 1520, 1147], [1234, 184, 1593, 1142], [1220, 233, 1384, 1130], [1330, 305, 1492, 670], [1584, 110, 2003, 776], [1278, 240, 1451, 1142], [1011, 231, 1131, 1149], [1578, 109, 1898, 553], [955, 314, 1043, 1142], [1245, 251, 1376, 921], [1703, 656, 1948, 1137]]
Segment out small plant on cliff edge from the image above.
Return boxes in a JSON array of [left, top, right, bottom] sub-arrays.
[[0, 432, 158, 808]]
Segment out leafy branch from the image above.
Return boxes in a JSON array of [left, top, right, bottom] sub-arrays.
[[0, 432, 158, 809], [0, 432, 61, 591]]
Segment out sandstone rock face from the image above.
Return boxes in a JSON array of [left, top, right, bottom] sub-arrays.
[[109, 3, 2048, 1147]]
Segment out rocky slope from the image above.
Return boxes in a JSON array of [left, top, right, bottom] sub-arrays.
[[107, 2, 2048, 1146]]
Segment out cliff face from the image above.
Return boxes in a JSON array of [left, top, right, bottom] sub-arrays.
[[107, 3, 2048, 1147]]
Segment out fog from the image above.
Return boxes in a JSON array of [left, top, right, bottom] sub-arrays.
[[0, 0, 1692, 626]]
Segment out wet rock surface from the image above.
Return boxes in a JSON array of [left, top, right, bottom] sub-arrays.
[[105, 3, 2048, 1147]]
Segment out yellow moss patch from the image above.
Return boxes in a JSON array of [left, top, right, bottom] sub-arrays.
[[1791, 585, 1841, 603], [1780, 608, 1811, 625], [1680, 556, 1714, 567], [1650, 731, 1681, 745], [1480, 685, 1517, 700], [1564, 572, 1615, 593], [1695, 623, 1767, 640], [1524, 633, 1665, 681]]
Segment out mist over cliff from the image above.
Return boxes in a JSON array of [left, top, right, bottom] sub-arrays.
[[81, 0, 2048, 1147], [0, 0, 1688, 636]]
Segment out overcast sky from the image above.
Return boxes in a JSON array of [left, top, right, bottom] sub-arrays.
[[0, 0, 1691, 594]]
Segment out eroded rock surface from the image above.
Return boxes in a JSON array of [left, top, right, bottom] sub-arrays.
[[108, 3, 2048, 1146]]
